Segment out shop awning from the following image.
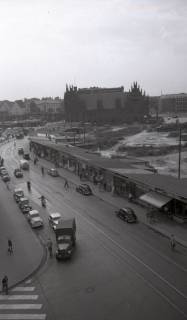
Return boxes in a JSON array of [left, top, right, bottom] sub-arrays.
[[139, 192, 172, 208]]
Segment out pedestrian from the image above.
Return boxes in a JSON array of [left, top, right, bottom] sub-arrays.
[[170, 234, 176, 251], [2, 275, 8, 294], [8, 239, 13, 254], [47, 238, 53, 258], [41, 166, 44, 176], [64, 178, 69, 190]]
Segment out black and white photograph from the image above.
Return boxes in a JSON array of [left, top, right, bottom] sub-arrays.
[[0, 0, 187, 319]]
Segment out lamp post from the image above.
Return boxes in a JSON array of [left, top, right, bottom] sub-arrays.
[[178, 126, 182, 179]]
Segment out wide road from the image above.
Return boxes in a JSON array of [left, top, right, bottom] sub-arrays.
[[1, 139, 187, 320]]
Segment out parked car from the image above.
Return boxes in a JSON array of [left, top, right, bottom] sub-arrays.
[[0, 167, 8, 176], [22, 204, 32, 214], [48, 212, 62, 230], [2, 174, 10, 182], [23, 153, 30, 160], [30, 216, 43, 229], [27, 209, 40, 222], [14, 168, 23, 178], [0, 166, 6, 175], [76, 183, 92, 195], [19, 197, 29, 210], [47, 168, 59, 177], [20, 159, 29, 170], [18, 147, 24, 155], [115, 207, 137, 223], [13, 188, 24, 202]]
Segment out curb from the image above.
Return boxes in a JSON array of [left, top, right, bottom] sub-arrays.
[[0, 237, 47, 294]]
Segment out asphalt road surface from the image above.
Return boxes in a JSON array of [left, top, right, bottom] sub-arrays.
[[0, 139, 187, 320]]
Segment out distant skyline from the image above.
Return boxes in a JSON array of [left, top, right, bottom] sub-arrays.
[[0, 0, 186, 100]]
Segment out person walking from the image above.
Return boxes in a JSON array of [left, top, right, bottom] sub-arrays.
[[8, 239, 13, 254], [41, 166, 44, 176], [170, 234, 176, 251], [64, 178, 69, 190], [2, 275, 8, 294], [47, 238, 53, 258]]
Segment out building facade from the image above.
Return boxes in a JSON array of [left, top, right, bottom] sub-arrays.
[[159, 93, 187, 115], [64, 83, 149, 124]]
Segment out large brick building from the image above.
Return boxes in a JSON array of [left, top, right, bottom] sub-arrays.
[[64, 83, 149, 124]]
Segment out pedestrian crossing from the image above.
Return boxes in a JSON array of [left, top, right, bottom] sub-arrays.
[[0, 280, 46, 320]]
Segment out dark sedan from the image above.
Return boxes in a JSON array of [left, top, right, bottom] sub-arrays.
[[2, 174, 11, 182], [76, 184, 92, 196], [14, 168, 23, 178], [115, 207, 137, 223]]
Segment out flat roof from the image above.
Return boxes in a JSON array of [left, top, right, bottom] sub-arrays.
[[31, 137, 148, 171], [31, 138, 187, 199], [126, 173, 187, 200]]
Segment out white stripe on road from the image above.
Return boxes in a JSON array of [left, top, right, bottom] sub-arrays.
[[12, 287, 35, 292], [0, 315, 46, 319], [25, 280, 32, 284], [0, 304, 42, 309], [0, 296, 38, 301]]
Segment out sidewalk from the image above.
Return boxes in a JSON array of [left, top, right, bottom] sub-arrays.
[[38, 157, 187, 248], [0, 181, 45, 292]]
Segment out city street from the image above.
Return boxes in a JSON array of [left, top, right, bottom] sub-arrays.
[[0, 139, 187, 320]]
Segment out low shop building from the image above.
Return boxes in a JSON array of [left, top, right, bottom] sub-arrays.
[[30, 137, 187, 223]]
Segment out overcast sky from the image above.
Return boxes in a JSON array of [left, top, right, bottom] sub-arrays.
[[0, 0, 186, 100]]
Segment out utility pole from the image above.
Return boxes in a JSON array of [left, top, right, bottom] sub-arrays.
[[178, 127, 182, 179]]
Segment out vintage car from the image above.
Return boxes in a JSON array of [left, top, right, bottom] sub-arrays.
[[14, 168, 23, 178], [30, 216, 43, 229], [2, 174, 10, 182], [76, 184, 92, 196], [27, 209, 40, 222], [115, 207, 137, 223], [22, 204, 32, 214], [47, 168, 59, 177], [18, 147, 24, 155], [19, 197, 30, 210], [13, 188, 24, 202], [0, 167, 7, 175], [23, 153, 30, 160], [48, 212, 62, 230]]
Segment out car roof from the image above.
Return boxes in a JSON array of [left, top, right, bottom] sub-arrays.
[[29, 210, 39, 215], [49, 212, 61, 218], [20, 197, 28, 201], [31, 216, 42, 221], [14, 188, 23, 193]]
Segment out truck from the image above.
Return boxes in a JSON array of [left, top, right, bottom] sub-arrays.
[[54, 218, 76, 260]]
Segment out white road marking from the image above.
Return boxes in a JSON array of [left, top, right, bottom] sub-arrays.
[[12, 287, 35, 292], [0, 315, 46, 319], [0, 304, 42, 310], [0, 296, 38, 301], [25, 280, 32, 284]]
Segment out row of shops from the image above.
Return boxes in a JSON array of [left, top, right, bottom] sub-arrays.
[[30, 138, 187, 223]]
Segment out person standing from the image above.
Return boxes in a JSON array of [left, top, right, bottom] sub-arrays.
[[8, 239, 13, 254], [170, 234, 176, 251], [2, 275, 8, 294], [47, 238, 53, 258], [64, 178, 69, 190]]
